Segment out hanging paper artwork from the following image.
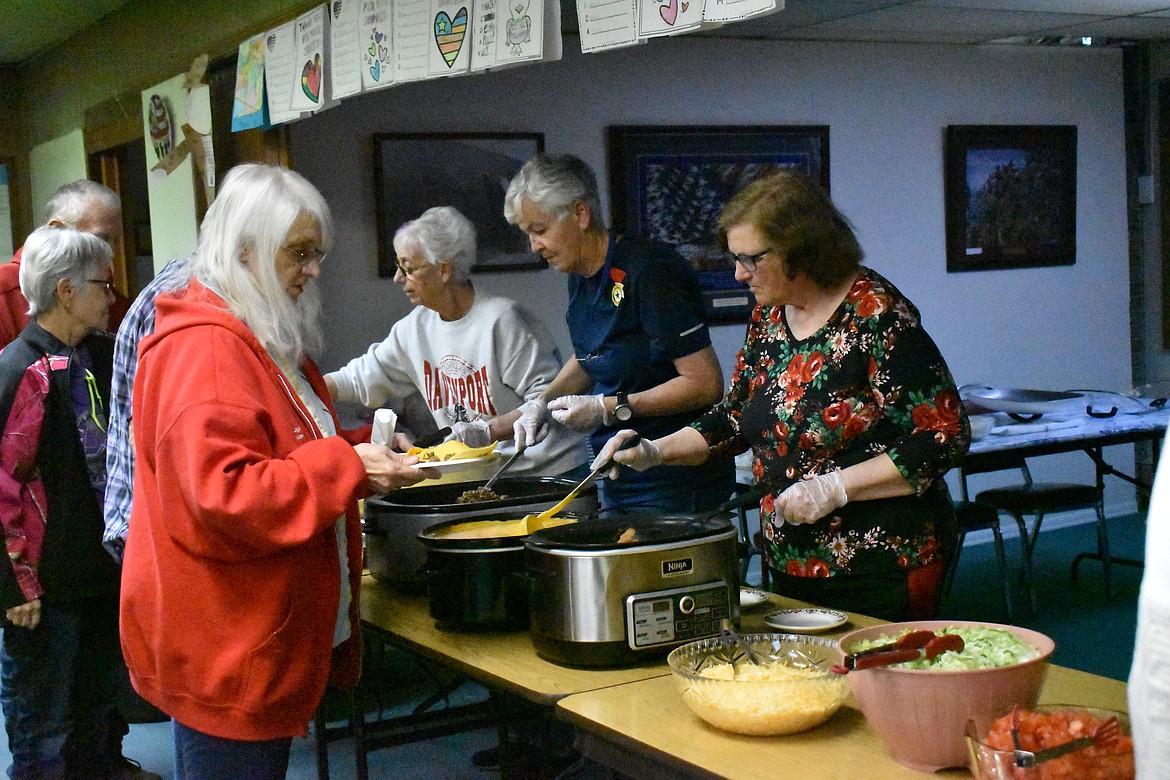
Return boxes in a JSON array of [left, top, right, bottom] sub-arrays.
[[147, 95, 175, 160]]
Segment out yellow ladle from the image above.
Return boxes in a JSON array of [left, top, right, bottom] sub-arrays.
[[521, 433, 642, 534]]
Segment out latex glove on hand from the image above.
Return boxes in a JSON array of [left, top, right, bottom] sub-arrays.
[[590, 430, 662, 481], [513, 398, 550, 450], [774, 471, 847, 525], [450, 420, 492, 448], [549, 394, 608, 433]]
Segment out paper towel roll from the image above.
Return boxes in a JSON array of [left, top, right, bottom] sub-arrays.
[[372, 408, 398, 446]]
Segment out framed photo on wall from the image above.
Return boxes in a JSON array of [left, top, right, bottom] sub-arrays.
[[373, 132, 545, 277], [944, 125, 1077, 273], [608, 125, 829, 324]]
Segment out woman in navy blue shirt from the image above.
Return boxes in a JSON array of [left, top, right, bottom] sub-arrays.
[[504, 154, 735, 513]]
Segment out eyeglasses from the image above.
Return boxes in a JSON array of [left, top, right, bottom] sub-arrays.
[[723, 249, 772, 272], [87, 279, 115, 293], [285, 247, 327, 267], [394, 257, 427, 276]]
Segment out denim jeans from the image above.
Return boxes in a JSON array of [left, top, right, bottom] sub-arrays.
[[600, 459, 736, 515], [173, 721, 292, 780], [1, 595, 125, 779]]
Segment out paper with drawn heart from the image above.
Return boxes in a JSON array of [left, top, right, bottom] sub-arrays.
[[429, 0, 471, 74], [289, 5, 326, 110], [359, 0, 395, 90], [262, 22, 301, 125], [636, 0, 703, 38], [329, 0, 363, 99]]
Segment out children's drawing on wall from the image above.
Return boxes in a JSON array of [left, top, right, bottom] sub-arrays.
[[147, 95, 175, 161], [470, 0, 498, 70], [505, 0, 531, 54], [495, 0, 543, 62], [432, 3, 470, 72], [289, 5, 326, 111], [231, 34, 267, 132], [361, 0, 394, 89], [637, 0, 702, 37]]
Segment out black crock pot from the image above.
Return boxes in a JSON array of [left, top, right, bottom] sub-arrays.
[[416, 516, 548, 631], [363, 476, 598, 593]]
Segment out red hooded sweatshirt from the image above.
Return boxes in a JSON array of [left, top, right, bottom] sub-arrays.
[[120, 279, 367, 741]]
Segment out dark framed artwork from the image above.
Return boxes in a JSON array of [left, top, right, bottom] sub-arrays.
[[608, 125, 829, 324], [373, 132, 545, 277], [944, 125, 1077, 273]]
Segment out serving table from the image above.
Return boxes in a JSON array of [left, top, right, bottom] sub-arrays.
[[556, 593, 1128, 780], [359, 574, 673, 704]]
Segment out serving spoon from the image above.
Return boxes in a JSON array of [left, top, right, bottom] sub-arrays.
[[521, 434, 641, 534]]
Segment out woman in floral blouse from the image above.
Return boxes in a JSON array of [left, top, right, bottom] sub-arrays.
[[593, 171, 969, 620]]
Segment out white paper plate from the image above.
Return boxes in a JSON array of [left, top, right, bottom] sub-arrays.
[[417, 455, 497, 473], [739, 587, 770, 608], [764, 608, 848, 633]]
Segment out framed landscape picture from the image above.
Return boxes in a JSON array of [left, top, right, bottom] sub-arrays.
[[373, 132, 545, 277], [944, 125, 1077, 273], [608, 125, 829, 324]]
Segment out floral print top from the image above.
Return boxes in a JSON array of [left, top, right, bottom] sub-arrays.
[[692, 267, 970, 579]]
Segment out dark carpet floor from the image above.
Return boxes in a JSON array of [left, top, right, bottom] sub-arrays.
[[939, 513, 1144, 681]]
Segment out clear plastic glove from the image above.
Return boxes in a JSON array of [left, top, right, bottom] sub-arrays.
[[590, 430, 662, 480], [549, 394, 608, 432], [450, 419, 492, 448], [513, 398, 550, 450], [774, 470, 848, 525]]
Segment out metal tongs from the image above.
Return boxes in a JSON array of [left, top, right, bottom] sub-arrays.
[[831, 629, 964, 674], [719, 618, 761, 672], [1008, 705, 1123, 768]]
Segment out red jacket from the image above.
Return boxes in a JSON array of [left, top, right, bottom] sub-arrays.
[[120, 279, 368, 741], [0, 248, 28, 349]]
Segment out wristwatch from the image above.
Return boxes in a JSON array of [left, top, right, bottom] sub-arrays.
[[613, 392, 633, 422]]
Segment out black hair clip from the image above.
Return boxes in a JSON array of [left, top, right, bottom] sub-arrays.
[[1086, 405, 1117, 419]]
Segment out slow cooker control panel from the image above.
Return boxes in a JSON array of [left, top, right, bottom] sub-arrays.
[[625, 582, 730, 650]]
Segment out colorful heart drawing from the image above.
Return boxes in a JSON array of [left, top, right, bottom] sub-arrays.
[[433, 7, 468, 68], [369, 40, 377, 57], [659, 0, 678, 25], [301, 54, 321, 102], [378, 44, 388, 62], [681, 1, 689, 11], [370, 59, 381, 81], [375, 30, 385, 43]]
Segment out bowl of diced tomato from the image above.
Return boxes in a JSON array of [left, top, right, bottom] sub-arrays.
[[966, 704, 1134, 779]]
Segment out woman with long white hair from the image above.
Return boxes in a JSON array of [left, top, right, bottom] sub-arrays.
[[120, 163, 436, 779]]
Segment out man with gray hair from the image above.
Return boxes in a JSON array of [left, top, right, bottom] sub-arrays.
[[0, 180, 124, 348]]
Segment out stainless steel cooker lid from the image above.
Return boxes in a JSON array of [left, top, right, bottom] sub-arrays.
[[367, 476, 596, 514], [525, 515, 733, 551]]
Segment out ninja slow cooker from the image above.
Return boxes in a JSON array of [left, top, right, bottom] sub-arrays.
[[363, 476, 599, 593], [523, 514, 740, 668]]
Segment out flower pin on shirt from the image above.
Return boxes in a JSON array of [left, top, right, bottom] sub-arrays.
[[609, 268, 626, 307]]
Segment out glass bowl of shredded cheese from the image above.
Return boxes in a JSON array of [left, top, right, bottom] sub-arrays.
[[666, 633, 849, 736]]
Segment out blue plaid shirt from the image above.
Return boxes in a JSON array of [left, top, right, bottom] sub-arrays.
[[102, 257, 191, 561]]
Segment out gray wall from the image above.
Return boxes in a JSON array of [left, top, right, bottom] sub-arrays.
[[291, 35, 1134, 517]]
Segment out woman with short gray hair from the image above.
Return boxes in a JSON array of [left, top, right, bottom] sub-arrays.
[[0, 226, 156, 778], [504, 154, 735, 513], [327, 205, 585, 478]]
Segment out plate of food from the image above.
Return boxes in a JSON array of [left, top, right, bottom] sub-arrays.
[[419, 455, 499, 473], [739, 587, 770, 608], [407, 440, 498, 466], [764, 608, 848, 633]]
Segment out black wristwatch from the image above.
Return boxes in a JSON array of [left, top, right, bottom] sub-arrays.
[[613, 392, 633, 422]]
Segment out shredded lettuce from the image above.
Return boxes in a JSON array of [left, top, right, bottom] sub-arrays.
[[848, 626, 1039, 670]]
